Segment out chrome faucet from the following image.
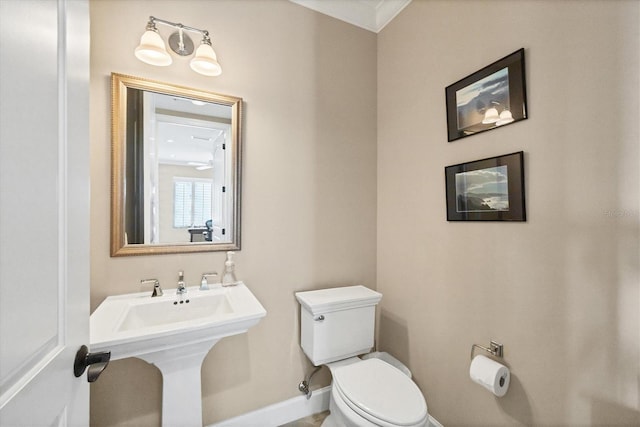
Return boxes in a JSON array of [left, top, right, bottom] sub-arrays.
[[141, 279, 163, 297], [176, 271, 187, 295]]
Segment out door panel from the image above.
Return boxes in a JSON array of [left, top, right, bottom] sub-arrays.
[[0, 0, 90, 425]]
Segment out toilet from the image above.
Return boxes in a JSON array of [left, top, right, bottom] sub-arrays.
[[296, 286, 429, 427]]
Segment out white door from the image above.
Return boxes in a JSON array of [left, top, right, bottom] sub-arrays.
[[0, 0, 91, 425]]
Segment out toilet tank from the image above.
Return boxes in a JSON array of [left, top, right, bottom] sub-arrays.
[[295, 286, 382, 366]]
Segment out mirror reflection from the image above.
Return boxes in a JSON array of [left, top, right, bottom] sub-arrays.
[[111, 73, 242, 256]]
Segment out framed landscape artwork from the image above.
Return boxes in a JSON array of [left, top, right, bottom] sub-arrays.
[[445, 48, 528, 142], [445, 151, 526, 221]]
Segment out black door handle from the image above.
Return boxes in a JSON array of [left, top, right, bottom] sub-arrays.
[[74, 345, 111, 382]]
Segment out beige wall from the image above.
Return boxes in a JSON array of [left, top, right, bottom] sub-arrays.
[[377, 1, 639, 426], [89, 0, 377, 425]]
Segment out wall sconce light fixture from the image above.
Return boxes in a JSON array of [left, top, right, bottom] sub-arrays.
[[135, 16, 222, 77]]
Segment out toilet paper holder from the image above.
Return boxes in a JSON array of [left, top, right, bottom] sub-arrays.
[[470, 340, 503, 360]]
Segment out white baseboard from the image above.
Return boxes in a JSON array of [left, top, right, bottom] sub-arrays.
[[208, 385, 443, 427], [208, 386, 331, 427]]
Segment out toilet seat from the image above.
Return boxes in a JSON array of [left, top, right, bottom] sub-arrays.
[[332, 358, 428, 427]]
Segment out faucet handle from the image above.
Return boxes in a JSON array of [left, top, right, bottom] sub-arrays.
[[140, 279, 163, 297], [200, 272, 218, 290]]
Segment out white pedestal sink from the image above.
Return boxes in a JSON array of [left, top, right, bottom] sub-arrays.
[[90, 282, 266, 427]]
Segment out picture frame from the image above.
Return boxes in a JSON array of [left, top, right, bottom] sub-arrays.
[[445, 151, 526, 221], [445, 48, 528, 142]]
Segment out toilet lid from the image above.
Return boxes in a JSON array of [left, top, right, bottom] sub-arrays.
[[333, 358, 428, 426]]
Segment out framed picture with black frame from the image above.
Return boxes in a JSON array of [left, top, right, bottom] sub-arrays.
[[445, 151, 526, 221], [445, 48, 528, 142]]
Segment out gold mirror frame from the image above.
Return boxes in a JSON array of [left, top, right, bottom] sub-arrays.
[[111, 73, 242, 256]]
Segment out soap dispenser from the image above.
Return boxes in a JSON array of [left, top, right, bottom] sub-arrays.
[[221, 251, 238, 287]]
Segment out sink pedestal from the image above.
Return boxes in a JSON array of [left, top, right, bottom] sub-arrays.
[[136, 339, 221, 427]]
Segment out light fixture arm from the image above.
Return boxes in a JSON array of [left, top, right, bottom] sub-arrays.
[[148, 16, 210, 40]]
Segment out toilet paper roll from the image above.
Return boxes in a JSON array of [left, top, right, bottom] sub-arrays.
[[469, 355, 510, 397]]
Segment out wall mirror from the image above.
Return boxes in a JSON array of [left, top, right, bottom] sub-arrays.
[[111, 73, 242, 256]]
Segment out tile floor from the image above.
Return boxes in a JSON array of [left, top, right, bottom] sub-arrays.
[[279, 410, 329, 427]]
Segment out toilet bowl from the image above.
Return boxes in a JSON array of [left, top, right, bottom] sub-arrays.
[[322, 358, 428, 427], [295, 286, 429, 427]]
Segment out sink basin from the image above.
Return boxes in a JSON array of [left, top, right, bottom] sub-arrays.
[[90, 282, 266, 427], [116, 292, 233, 333], [91, 281, 266, 360]]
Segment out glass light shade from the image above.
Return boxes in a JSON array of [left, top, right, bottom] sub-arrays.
[[482, 107, 500, 124], [496, 110, 515, 126], [190, 43, 222, 76], [135, 30, 172, 66]]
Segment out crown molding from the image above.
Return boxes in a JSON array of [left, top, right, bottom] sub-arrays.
[[290, 0, 412, 33]]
